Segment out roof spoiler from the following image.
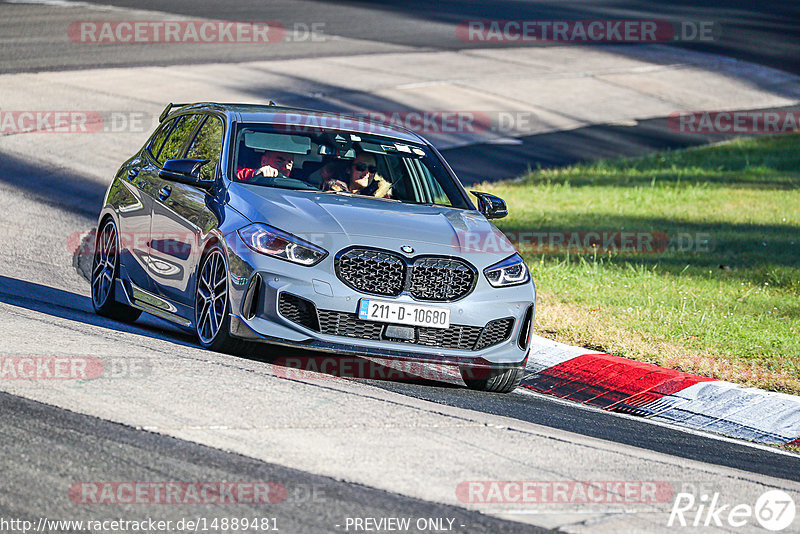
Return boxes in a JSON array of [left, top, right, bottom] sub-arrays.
[[158, 103, 191, 122], [159, 101, 278, 122]]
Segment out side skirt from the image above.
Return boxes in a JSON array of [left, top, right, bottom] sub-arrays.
[[114, 279, 193, 329]]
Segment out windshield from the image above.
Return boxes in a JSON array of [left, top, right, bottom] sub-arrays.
[[231, 124, 470, 209]]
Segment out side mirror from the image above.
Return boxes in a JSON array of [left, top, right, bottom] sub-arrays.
[[470, 191, 508, 219], [159, 158, 213, 190]]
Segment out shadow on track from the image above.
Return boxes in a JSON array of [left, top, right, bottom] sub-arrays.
[[0, 274, 465, 390], [0, 391, 545, 534], [0, 275, 197, 348], [441, 115, 744, 184], [0, 151, 107, 219], [4, 274, 798, 481], [362, 378, 800, 482], [69, 0, 800, 76]]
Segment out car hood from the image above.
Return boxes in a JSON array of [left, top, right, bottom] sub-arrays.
[[227, 184, 517, 256]]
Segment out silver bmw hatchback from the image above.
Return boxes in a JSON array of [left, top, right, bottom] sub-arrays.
[[91, 102, 536, 393]]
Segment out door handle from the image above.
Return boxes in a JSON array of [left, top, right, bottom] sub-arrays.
[[158, 185, 172, 201], [128, 167, 139, 178]]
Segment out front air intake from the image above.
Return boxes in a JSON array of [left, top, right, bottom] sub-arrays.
[[278, 292, 320, 331], [517, 305, 534, 350], [475, 317, 515, 350], [242, 274, 262, 320]]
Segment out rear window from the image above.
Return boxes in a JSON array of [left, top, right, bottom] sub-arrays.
[[147, 119, 175, 159], [187, 116, 224, 181], [157, 114, 204, 166]]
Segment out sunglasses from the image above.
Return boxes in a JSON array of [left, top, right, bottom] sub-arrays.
[[353, 162, 377, 173]]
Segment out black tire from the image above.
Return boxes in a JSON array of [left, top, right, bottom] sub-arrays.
[[460, 365, 523, 393], [194, 245, 249, 354], [91, 218, 142, 323]]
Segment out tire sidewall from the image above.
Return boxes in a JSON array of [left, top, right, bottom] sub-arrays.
[[92, 219, 117, 313], [195, 245, 232, 350]]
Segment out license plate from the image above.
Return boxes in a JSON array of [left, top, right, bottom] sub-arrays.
[[358, 299, 450, 329]]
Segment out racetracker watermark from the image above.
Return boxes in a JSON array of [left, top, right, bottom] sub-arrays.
[[0, 357, 152, 380], [69, 482, 287, 504], [0, 111, 152, 134], [457, 20, 717, 43], [453, 230, 713, 254], [272, 357, 463, 382], [456, 481, 675, 504], [668, 110, 800, 134], [68, 21, 326, 43], [273, 110, 541, 136], [0, 357, 103, 380], [70, 230, 340, 259], [69, 229, 714, 261]]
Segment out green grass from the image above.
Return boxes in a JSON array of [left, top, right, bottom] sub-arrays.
[[480, 134, 800, 394]]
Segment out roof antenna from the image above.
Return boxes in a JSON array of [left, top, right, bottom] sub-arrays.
[[268, 100, 277, 106]]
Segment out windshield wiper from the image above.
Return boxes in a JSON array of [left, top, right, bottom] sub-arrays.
[[318, 190, 402, 202], [261, 183, 318, 192]]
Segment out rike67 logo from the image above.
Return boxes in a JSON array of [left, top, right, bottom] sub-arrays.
[[669, 489, 796, 531]]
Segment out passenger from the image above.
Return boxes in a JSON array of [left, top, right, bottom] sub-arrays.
[[322, 151, 391, 198], [236, 150, 294, 182], [306, 156, 342, 187]]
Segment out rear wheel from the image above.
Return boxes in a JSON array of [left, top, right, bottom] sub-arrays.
[[194, 245, 247, 354], [91, 218, 142, 322], [460, 365, 523, 393]]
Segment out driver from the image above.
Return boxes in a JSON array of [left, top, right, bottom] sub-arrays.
[[236, 150, 294, 182]]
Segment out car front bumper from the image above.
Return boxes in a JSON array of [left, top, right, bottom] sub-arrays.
[[225, 234, 536, 367]]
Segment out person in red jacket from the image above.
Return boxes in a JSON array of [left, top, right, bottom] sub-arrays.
[[236, 150, 294, 182]]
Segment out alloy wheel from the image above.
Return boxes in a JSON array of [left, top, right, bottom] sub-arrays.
[[91, 220, 117, 309], [196, 248, 228, 345]]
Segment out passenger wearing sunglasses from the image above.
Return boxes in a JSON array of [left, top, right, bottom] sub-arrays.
[[322, 150, 392, 198]]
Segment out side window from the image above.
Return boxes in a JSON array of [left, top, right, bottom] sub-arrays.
[[157, 114, 204, 166], [148, 119, 175, 159], [186, 116, 224, 181], [424, 165, 452, 207]]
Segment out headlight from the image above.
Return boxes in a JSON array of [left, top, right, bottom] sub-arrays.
[[237, 223, 328, 266], [484, 253, 530, 287]]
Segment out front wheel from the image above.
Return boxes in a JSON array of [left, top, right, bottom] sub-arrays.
[[460, 365, 523, 393], [194, 245, 246, 354]]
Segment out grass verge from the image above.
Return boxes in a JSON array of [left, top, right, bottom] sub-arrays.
[[480, 134, 800, 394]]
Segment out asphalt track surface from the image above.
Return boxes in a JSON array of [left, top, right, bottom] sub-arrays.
[[0, 152, 799, 532], [2, 241, 800, 485], [0, 391, 546, 533], [4, 0, 799, 75], [3, 0, 799, 178], [363, 379, 800, 483], [2, 1, 800, 531]]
